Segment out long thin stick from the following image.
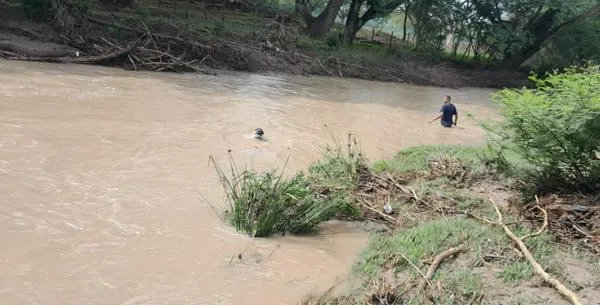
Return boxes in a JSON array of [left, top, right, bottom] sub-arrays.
[[520, 195, 548, 241], [397, 252, 428, 280], [486, 199, 582, 305]]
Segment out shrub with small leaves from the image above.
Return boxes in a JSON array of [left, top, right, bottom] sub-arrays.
[[483, 64, 600, 194]]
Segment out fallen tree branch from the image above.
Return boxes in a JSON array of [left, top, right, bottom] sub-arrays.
[[2, 43, 136, 64], [127, 54, 137, 70], [138, 47, 215, 75], [474, 198, 582, 305], [520, 195, 549, 241], [142, 21, 158, 49], [417, 246, 464, 292], [571, 223, 594, 239], [87, 16, 215, 50], [317, 58, 336, 77]]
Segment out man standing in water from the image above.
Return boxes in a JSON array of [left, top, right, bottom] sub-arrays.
[[430, 95, 458, 127]]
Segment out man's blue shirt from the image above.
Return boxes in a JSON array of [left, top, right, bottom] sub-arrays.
[[440, 103, 457, 127]]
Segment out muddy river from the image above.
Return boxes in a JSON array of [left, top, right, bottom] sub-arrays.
[[0, 60, 496, 305]]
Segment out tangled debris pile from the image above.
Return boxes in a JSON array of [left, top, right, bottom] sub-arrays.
[[347, 155, 490, 229], [525, 194, 600, 255], [351, 170, 418, 228]]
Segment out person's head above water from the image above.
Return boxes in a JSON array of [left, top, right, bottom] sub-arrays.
[[443, 95, 451, 104], [254, 128, 264, 137]]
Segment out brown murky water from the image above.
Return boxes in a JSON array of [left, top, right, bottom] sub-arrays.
[[0, 60, 496, 305]]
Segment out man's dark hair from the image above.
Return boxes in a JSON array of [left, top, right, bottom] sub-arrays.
[[445, 95, 451, 101]]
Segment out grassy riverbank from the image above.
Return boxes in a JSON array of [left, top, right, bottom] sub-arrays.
[[300, 145, 600, 305], [211, 139, 600, 304], [207, 67, 600, 304], [0, 0, 529, 88]]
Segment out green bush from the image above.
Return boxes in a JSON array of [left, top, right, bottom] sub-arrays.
[[483, 64, 600, 193], [210, 155, 357, 237], [21, 0, 55, 21]]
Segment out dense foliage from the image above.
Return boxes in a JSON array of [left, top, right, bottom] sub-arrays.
[[17, 0, 600, 70], [484, 65, 600, 193], [21, 0, 55, 21], [529, 17, 600, 72], [296, 0, 599, 68]]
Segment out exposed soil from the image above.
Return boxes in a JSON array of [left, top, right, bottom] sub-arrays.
[[0, 2, 530, 89]]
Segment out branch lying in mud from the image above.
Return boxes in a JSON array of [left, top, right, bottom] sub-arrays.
[[0, 33, 149, 64], [469, 197, 582, 305], [417, 246, 464, 293], [0, 43, 136, 63], [317, 58, 337, 77]]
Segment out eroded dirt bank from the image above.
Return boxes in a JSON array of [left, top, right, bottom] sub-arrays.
[[0, 1, 529, 89]]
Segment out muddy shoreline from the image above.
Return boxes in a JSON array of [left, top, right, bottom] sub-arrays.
[[0, 8, 530, 89]]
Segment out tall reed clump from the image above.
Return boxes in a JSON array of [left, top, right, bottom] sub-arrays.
[[308, 133, 368, 191], [209, 151, 357, 238]]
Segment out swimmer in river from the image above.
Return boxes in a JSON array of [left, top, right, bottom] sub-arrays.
[[429, 95, 458, 128], [254, 128, 265, 140]]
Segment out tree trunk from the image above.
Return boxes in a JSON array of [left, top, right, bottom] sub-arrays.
[[341, 0, 403, 45], [411, 0, 434, 50], [499, 4, 600, 69], [402, 3, 409, 41], [296, 0, 345, 38], [342, 0, 364, 45]]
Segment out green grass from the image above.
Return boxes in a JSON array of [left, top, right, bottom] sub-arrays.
[[355, 217, 559, 299], [441, 269, 482, 294], [372, 145, 492, 175], [357, 218, 508, 279], [369, 145, 558, 285], [355, 218, 499, 303], [295, 144, 571, 303], [497, 230, 558, 284]]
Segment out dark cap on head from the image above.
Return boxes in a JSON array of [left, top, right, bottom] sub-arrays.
[[254, 128, 264, 136]]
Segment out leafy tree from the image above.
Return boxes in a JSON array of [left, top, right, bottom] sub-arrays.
[[530, 17, 600, 71], [472, 0, 600, 69]]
